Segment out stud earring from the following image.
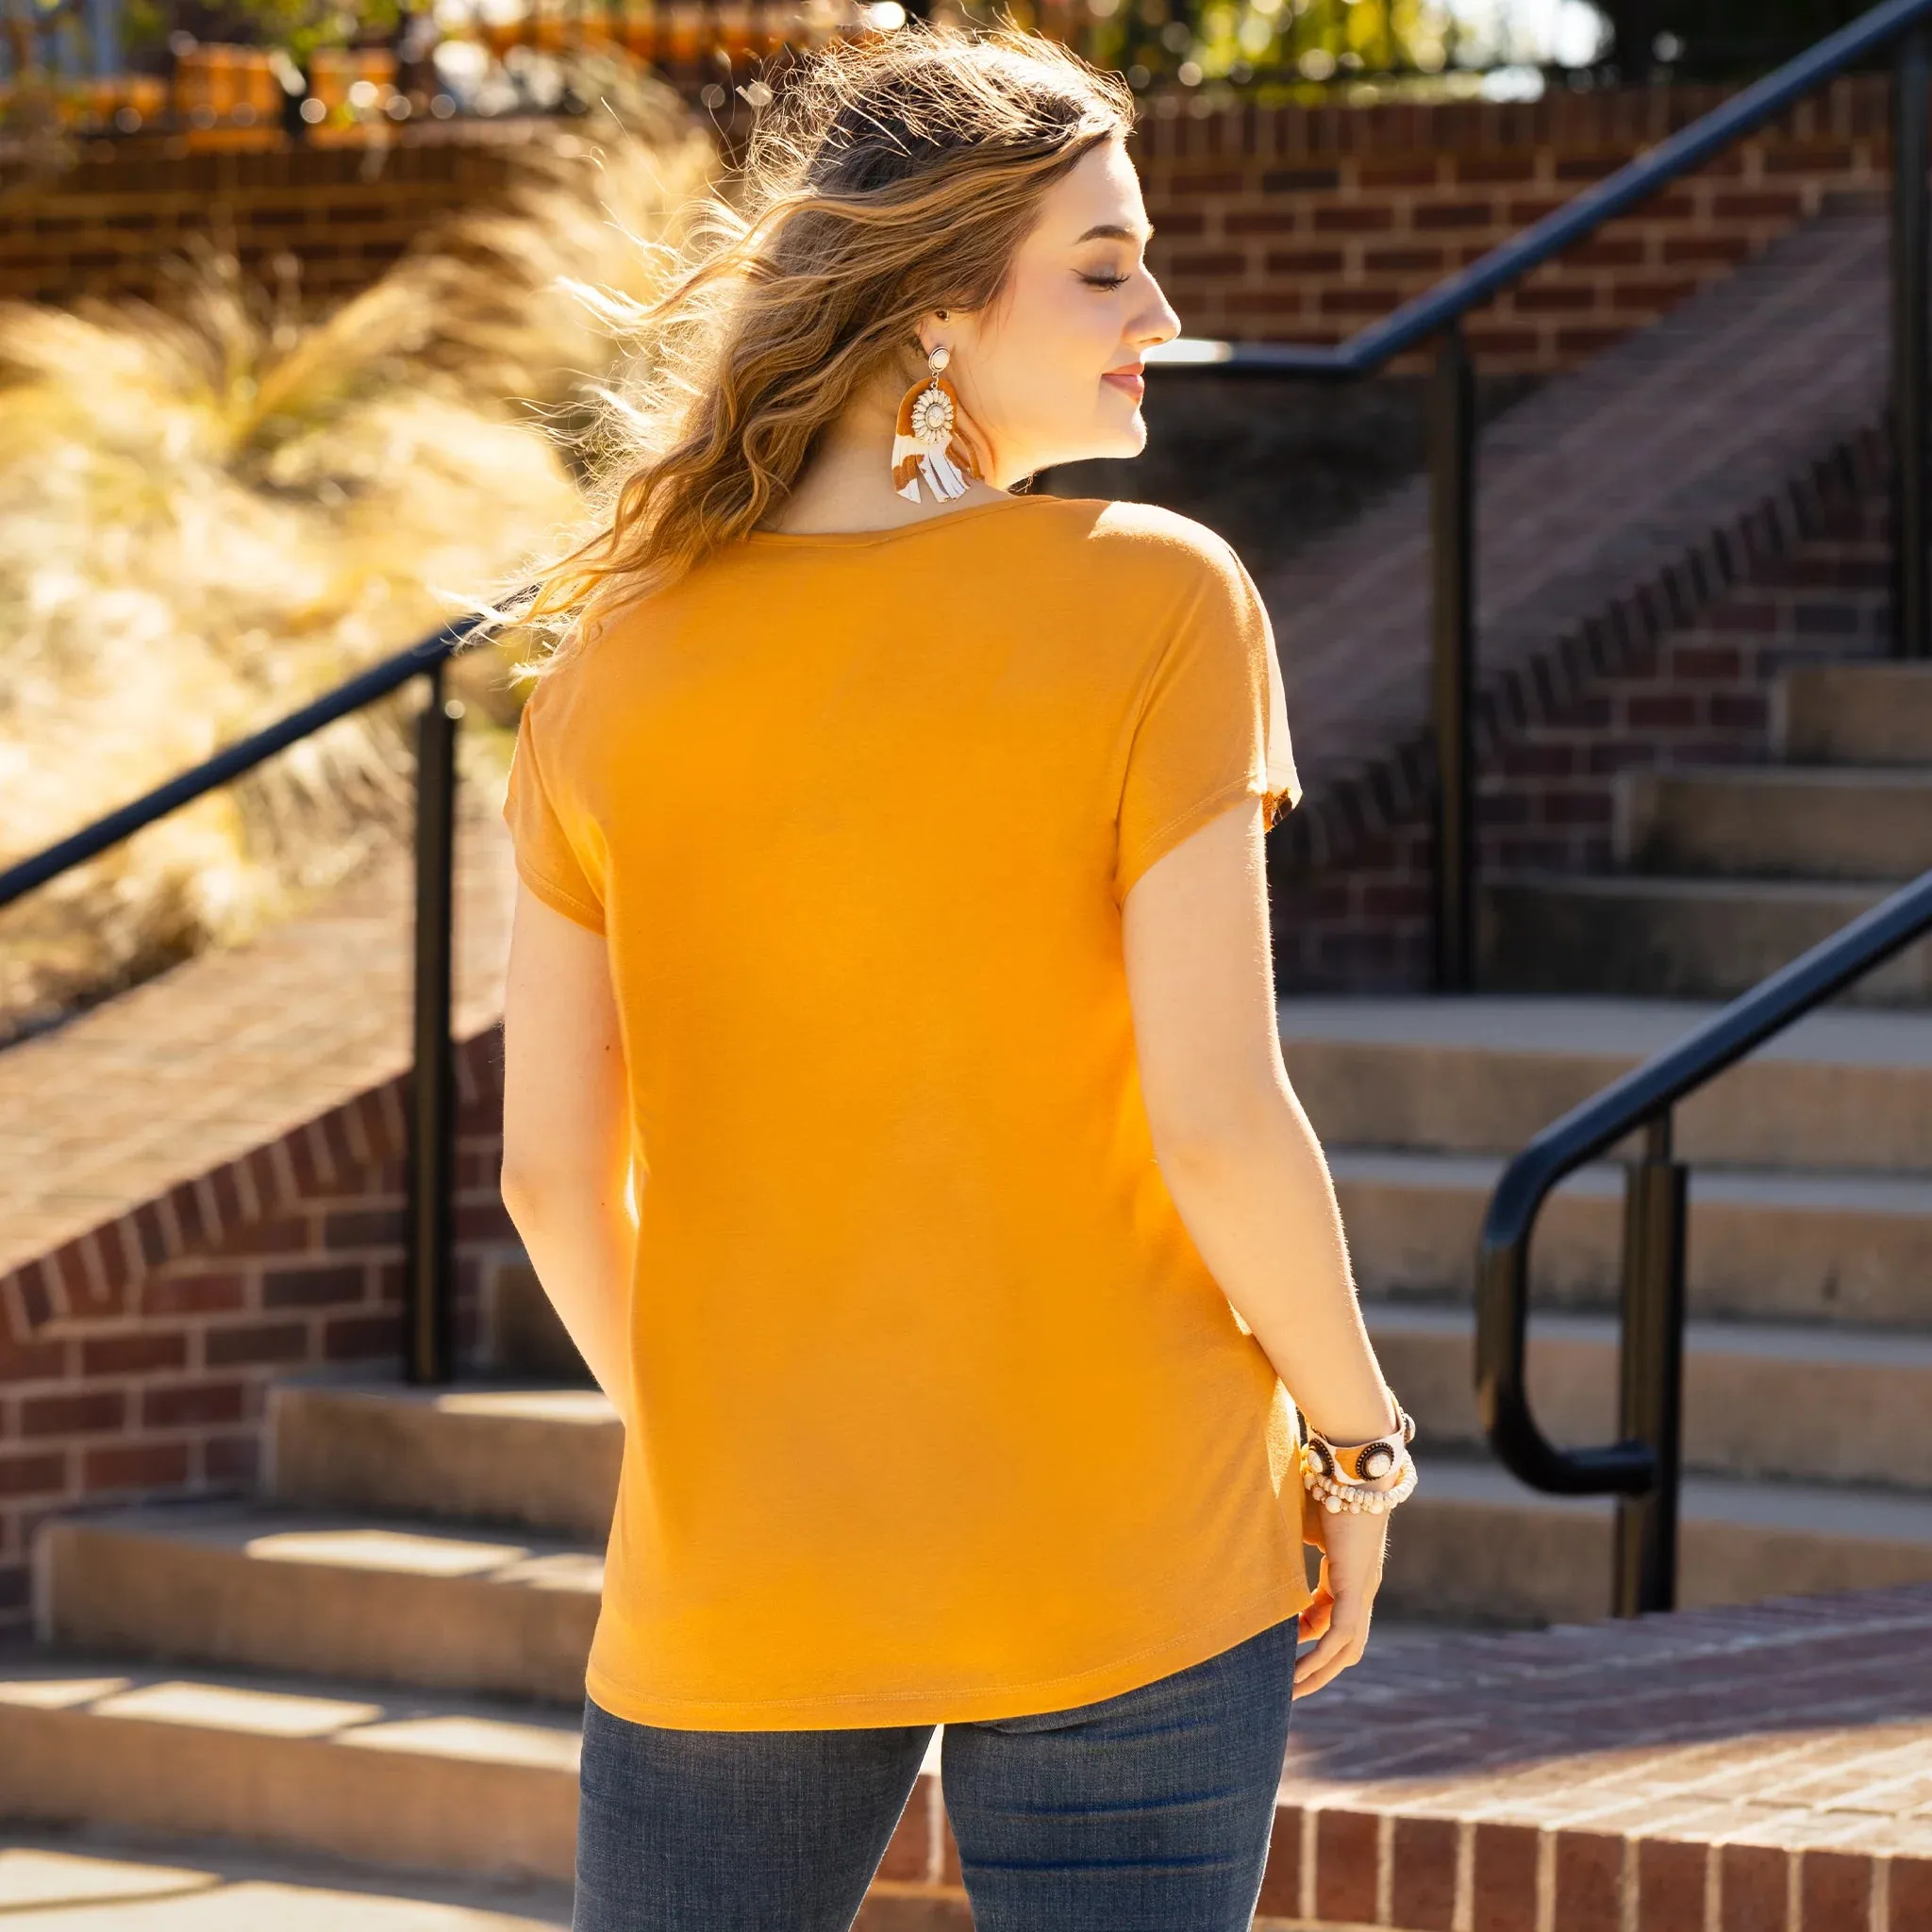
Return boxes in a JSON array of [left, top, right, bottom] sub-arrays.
[[891, 342, 989, 505]]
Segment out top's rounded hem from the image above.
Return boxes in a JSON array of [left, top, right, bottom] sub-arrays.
[[742, 491, 1085, 548]]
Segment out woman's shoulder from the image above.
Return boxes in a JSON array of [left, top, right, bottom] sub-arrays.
[[1030, 494, 1253, 591]]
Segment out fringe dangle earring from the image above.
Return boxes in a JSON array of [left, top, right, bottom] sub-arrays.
[[891, 342, 987, 505]]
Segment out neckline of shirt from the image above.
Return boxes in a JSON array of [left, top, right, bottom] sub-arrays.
[[742, 491, 1072, 548]]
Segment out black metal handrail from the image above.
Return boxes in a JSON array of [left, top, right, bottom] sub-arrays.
[[0, 615, 483, 1387], [1474, 866, 1932, 1616], [1150, 0, 1932, 990]]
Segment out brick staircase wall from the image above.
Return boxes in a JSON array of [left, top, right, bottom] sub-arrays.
[[0, 1025, 519, 1641], [5, 75, 1897, 374], [1273, 431, 1895, 990], [1133, 73, 1895, 371]]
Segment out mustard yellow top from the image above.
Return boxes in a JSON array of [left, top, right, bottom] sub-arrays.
[[503, 492, 1319, 1731]]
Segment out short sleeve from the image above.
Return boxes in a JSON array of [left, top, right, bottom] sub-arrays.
[[502, 679, 607, 935], [1113, 540, 1301, 903]]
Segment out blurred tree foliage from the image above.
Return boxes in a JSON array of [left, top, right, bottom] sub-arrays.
[[1078, 0, 1452, 87], [1602, 3, 1875, 76], [124, 0, 400, 60]]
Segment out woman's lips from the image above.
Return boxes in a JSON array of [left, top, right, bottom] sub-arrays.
[[1102, 367, 1145, 401]]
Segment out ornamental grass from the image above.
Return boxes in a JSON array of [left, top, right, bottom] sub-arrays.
[[0, 55, 714, 1043]]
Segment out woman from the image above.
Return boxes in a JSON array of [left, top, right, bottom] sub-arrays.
[[497, 23, 1415, 1932]]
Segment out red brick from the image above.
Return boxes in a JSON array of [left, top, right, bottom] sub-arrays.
[[0, 1450, 67, 1498], [1890, 1855, 1932, 1931], [1554, 325, 1636, 358], [142, 1272, 245, 1317], [324, 1312, 402, 1360], [1359, 158, 1441, 188], [142, 1380, 245, 1428], [1259, 247, 1343, 274], [1260, 166, 1340, 193], [1254, 1804, 1303, 1915], [1313, 1807, 1377, 1923], [263, 1262, 368, 1308], [1313, 206, 1395, 234], [1414, 200, 1497, 231], [80, 1331, 188, 1376], [877, 1777, 932, 1881], [204, 1321, 309, 1367], [1391, 1815, 1458, 1931], [1473, 1822, 1538, 1932], [1639, 1838, 1706, 1932], [1223, 210, 1300, 238], [1661, 235, 1754, 267], [204, 1213, 312, 1260], [1722, 1843, 1789, 1932], [1363, 244, 1446, 274], [20, 1391, 124, 1437], [1455, 153, 1541, 185], [82, 1441, 191, 1491], [1511, 284, 1598, 314], [203, 1434, 261, 1484], [0, 1335, 68, 1383], [1555, 1830, 1622, 1932], [1801, 1848, 1870, 1930]]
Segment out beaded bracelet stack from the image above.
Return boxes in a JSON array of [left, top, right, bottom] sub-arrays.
[[1298, 1397, 1419, 1517]]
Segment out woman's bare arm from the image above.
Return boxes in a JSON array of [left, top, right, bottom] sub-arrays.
[[1122, 798, 1400, 1695], [499, 883, 637, 1428]]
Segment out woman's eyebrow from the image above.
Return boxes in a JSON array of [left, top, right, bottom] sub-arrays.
[[1073, 222, 1155, 244]]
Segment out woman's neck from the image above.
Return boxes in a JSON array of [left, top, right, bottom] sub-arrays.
[[758, 391, 1013, 537]]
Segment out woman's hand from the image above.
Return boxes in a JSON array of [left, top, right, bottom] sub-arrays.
[[1292, 1505, 1391, 1699]]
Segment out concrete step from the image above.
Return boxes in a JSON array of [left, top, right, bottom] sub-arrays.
[[1777, 659, 1932, 764], [38, 1504, 602, 1704], [0, 1660, 581, 1883], [0, 1828, 575, 1927], [1278, 996, 1932, 1174], [1619, 764, 1932, 881], [271, 1381, 619, 1541], [1334, 1147, 1932, 1326], [1382, 1455, 1932, 1626], [0, 1658, 956, 1922], [1479, 874, 1932, 1003], [1365, 1301, 1932, 1486]]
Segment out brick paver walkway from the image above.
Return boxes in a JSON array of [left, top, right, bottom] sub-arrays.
[[0, 792, 515, 1301], [1262, 1583, 1932, 1930], [1260, 194, 1890, 862]]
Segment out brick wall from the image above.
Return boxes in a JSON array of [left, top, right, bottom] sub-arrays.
[[4, 75, 1899, 373], [1134, 73, 1892, 371], [0, 125, 527, 308], [0, 1026, 520, 1641], [1269, 431, 1891, 991]]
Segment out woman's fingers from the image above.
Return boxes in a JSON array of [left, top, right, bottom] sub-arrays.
[[1298, 1586, 1334, 1644], [1291, 1590, 1370, 1698], [1291, 1521, 1387, 1698]]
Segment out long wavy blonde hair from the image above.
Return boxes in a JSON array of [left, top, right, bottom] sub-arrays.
[[519, 21, 1135, 670]]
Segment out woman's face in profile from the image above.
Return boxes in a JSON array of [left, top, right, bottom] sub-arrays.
[[947, 135, 1182, 486]]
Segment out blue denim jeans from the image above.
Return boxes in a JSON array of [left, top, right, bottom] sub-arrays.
[[572, 1614, 1298, 1931]]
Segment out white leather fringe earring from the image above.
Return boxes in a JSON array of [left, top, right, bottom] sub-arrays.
[[891, 344, 986, 505]]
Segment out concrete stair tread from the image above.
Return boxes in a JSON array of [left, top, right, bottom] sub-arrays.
[[0, 1657, 583, 1767], [0, 1657, 588, 1884], [1366, 1297, 1932, 1369], [1413, 1449, 1932, 1541], [55, 1501, 604, 1592], [42, 1502, 608, 1703], [1276, 993, 1932, 1067], [1331, 1142, 1932, 1210], [1621, 762, 1932, 881]]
